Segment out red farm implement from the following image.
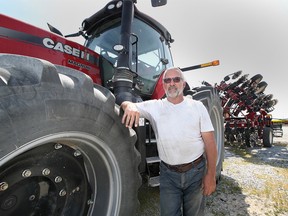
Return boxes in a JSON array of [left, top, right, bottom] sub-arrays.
[[202, 71, 277, 147]]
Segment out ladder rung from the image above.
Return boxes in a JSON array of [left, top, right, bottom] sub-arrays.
[[145, 138, 157, 144], [148, 176, 160, 187], [146, 156, 161, 164]]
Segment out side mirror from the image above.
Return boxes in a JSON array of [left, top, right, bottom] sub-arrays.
[[47, 23, 63, 36], [151, 0, 167, 7]]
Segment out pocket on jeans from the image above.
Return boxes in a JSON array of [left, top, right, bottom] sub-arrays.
[[195, 160, 205, 172], [160, 162, 168, 172]]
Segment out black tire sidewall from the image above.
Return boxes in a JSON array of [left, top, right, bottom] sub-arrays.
[[0, 54, 140, 216], [190, 86, 225, 181]]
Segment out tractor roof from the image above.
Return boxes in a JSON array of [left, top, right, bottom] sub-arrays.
[[82, 1, 174, 44]]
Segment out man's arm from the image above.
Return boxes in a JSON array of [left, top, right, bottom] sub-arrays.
[[201, 131, 218, 196], [121, 101, 140, 128]]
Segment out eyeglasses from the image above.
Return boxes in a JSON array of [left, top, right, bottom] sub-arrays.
[[163, 77, 182, 84]]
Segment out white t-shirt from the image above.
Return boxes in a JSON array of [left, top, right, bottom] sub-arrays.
[[136, 97, 214, 165]]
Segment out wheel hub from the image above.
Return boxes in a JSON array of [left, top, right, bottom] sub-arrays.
[[0, 143, 91, 215]]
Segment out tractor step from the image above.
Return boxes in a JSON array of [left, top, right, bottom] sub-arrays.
[[146, 156, 160, 187], [148, 176, 160, 187], [145, 138, 157, 144], [146, 156, 161, 164]]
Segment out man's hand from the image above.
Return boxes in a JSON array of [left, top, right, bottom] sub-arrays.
[[121, 102, 140, 128], [201, 131, 217, 196], [202, 173, 216, 196]]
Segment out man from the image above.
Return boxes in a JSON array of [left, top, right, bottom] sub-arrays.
[[121, 67, 217, 216]]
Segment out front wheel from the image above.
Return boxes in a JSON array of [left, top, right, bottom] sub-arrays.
[[0, 54, 141, 216]]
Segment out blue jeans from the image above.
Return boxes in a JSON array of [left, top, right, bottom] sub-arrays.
[[159, 159, 206, 216]]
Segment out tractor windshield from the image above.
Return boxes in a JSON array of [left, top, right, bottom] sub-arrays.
[[85, 17, 173, 96]]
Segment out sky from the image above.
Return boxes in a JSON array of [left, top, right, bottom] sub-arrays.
[[1, 0, 288, 118]]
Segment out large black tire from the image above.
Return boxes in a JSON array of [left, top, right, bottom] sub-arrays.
[[263, 127, 273, 147], [0, 54, 141, 216], [189, 86, 225, 182]]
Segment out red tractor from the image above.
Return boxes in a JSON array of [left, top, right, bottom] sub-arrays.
[[0, 0, 224, 215]]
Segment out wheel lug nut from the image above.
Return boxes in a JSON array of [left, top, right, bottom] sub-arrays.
[[0, 182, 8, 191], [59, 189, 66, 196], [42, 168, 50, 176], [74, 150, 81, 157], [22, 169, 32, 178], [54, 143, 62, 149], [72, 186, 80, 193], [55, 176, 62, 183], [29, 195, 36, 201]]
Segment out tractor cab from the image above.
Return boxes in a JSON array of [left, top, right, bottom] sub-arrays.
[[82, 1, 174, 99]]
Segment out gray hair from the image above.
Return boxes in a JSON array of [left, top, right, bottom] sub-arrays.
[[163, 67, 185, 82]]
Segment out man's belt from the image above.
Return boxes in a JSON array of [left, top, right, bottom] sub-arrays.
[[162, 155, 204, 173]]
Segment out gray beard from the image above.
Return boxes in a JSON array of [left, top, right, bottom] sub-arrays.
[[165, 87, 183, 98]]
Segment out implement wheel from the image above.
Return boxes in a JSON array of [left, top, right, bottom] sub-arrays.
[[263, 127, 273, 147]]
